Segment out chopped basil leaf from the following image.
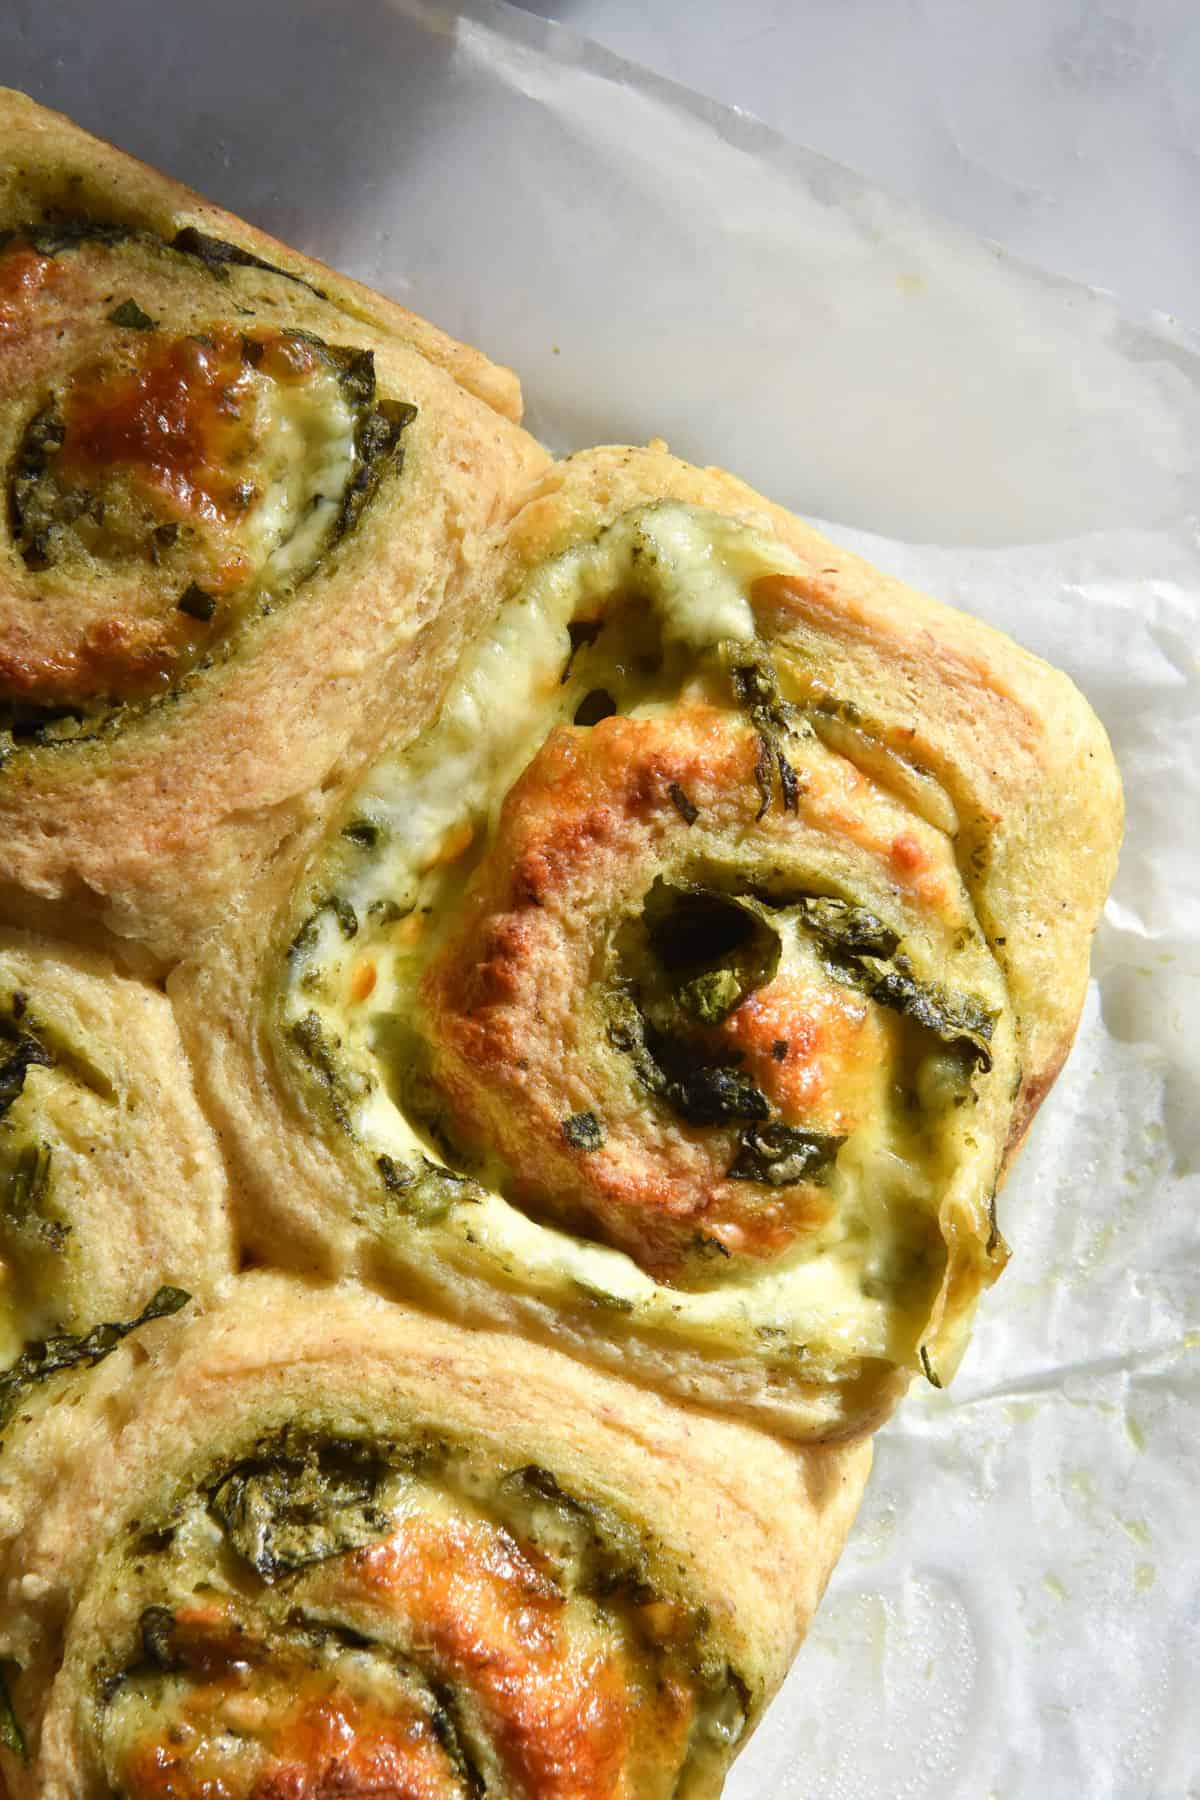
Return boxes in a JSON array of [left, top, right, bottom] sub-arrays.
[[562, 1110, 605, 1151], [0, 1286, 190, 1432], [667, 781, 699, 825], [376, 1152, 414, 1193], [106, 297, 157, 331], [0, 1032, 53, 1118], [171, 226, 328, 301], [790, 897, 994, 1067], [176, 583, 217, 622], [210, 1440, 393, 1582], [605, 988, 772, 1127], [665, 1064, 771, 1126], [729, 653, 801, 818], [728, 1123, 845, 1187], [792, 895, 899, 960]]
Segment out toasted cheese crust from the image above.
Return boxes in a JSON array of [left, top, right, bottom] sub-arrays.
[[1, 1275, 870, 1800], [176, 449, 1120, 1439], [0, 90, 548, 967]]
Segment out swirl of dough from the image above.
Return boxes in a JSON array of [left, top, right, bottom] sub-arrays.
[[0, 89, 547, 966], [0, 1274, 869, 1799], [178, 444, 1120, 1438], [0, 927, 233, 1585]]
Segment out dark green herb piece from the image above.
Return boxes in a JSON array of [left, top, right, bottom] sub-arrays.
[[171, 226, 328, 300], [2, 1143, 64, 1250], [0, 1033, 53, 1118], [665, 1064, 771, 1126], [342, 819, 381, 850], [791, 897, 995, 1067], [210, 1440, 393, 1582], [604, 989, 772, 1127], [408, 1158, 481, 1223], [0, 1666, 25, 1759], [333, 397, 417, 545], [176, 583, 217, 622], [139, 1605, 181, 1672], [792, 896, 899, 960], [826, 951, 995, 1069], [331, 895, 358, 940], [376, 1153, 414, 1193], [572, 1280, 636, 1312], [729, 653, 801, 818], [573, 688, 617, 727], [728, 1122, 845, 1187], [667, 781, 699, 825], [11, 405, 66, 570], [23, 219, 131, 256], [0, 1286, 190, 1433], [288, 1012, 352, 1130], [562, 1110, 605, 1151], [107, 297, 157, 331], [919, 1345, 943, 1389], [868, 962, 996, 1067], [677, 968, 745, 1025]]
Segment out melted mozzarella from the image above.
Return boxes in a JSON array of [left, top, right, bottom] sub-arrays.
[[284, 504, 987, 1378]]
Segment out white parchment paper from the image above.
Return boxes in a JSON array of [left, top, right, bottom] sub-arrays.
[[4, 1, 1198, 1793]]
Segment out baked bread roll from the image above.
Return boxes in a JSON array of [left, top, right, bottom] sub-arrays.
[[0, 927, 232, 1563], [0, 89, 548, 967], [0, 1272, 870, 1798], [175, 444, 1122, 1440]]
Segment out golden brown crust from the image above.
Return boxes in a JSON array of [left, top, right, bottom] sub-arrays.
[[0, 90, 549, 968], [0, 1273, 871, 1799], [0, 90, 522, 421], [172, 442, 1120, 1438], [511, 445, 1124, 1130]]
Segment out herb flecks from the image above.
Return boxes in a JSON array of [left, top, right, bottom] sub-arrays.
[[562, 1110, 605, 1151], [0, 1032, 53, 1118], [791, 897, 996, 1068], [0, 1286, 190, 1433], [210, 1439, 393, 1583], [107, 297, 157, 331], [177, 583, 217, 622], [667, 781, 699, 825], [729, 652, 802, 819], [728, 1122, 845, 1187]]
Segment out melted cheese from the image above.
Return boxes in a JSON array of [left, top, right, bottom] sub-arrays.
[[98, 1448, 722, 1800], [283, 504, 1003, 1385]]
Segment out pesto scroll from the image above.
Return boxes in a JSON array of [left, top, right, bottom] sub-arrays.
[[0, 1273, 869, 1798], [0, 927, 233, 1557], [0, 89, 547, 965], [177, 443, 1122, 1439]]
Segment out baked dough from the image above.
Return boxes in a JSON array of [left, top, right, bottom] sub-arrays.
[[0, 1272, 870, 1799], [175, 443, 1122, 1440], [0, 927, 233, 1568], [0, 90, 548, 967]]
